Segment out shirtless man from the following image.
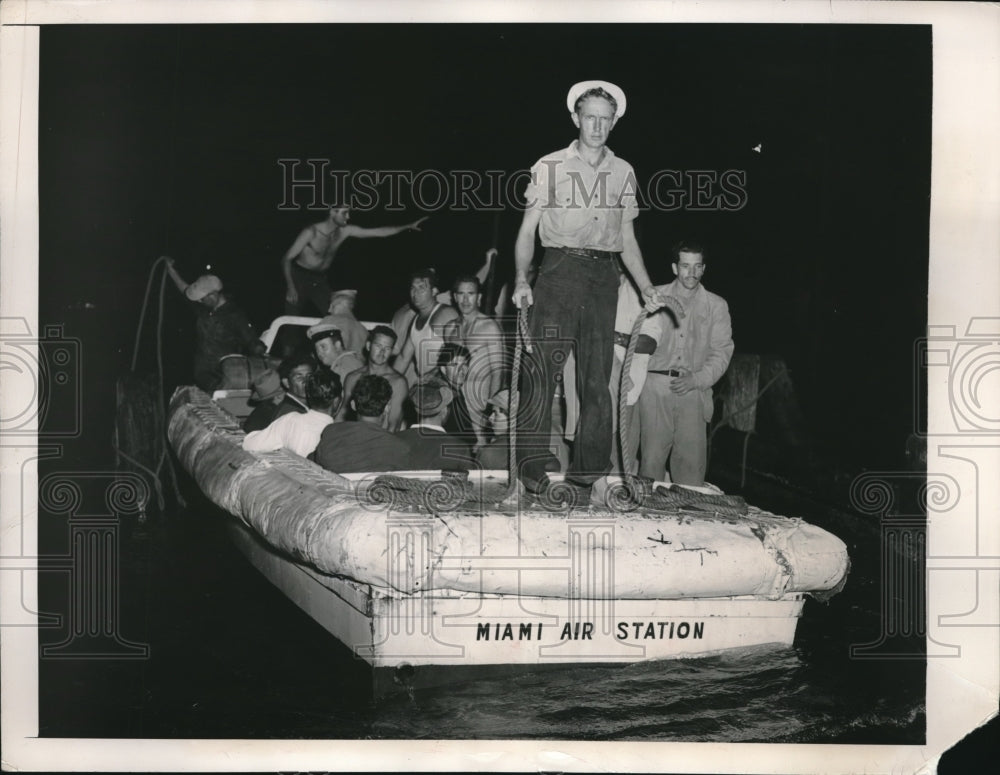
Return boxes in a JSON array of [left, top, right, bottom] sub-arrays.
[[281, 206, 428, 315], [394, 269, 459, 385], [445, 274, 505, 447], [338, 325, 408, 431]]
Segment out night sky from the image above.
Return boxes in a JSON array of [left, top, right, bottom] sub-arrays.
[[38, 23, 930, 469]]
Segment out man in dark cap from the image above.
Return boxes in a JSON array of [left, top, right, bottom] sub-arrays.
[[241, 368, 285, 433], [510, 81, 681, 491], [395, 378, 475, 471]]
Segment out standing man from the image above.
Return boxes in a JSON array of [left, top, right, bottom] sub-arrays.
[[339, 326, 408, 430], [636, 241, 733, 485], [281, 205, 428, 315], [163, 257, 265, 393], [511, 80, 679, 489], [446, 274, 505, 447]]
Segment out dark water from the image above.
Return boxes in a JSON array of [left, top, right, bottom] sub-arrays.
[[38, 477, 925, 743]]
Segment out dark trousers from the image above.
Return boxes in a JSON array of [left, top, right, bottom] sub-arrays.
[[516, 247, 619, 485], [285, 262, 332, 316]]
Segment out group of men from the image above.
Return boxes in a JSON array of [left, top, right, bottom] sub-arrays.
[[166, 78, 734, 491]]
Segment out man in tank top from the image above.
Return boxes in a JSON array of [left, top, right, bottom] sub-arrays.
[[394, 268, 458, 385]]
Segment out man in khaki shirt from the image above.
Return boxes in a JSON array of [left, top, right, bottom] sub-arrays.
[[511, 80, 678, 489]]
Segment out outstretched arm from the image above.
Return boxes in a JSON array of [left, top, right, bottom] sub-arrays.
[[162, 256, 189, 295], [345, 216, 428, 239], [475, 247, 498, 285]]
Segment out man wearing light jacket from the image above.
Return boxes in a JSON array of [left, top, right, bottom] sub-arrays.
[[636, 240, 733, 485]]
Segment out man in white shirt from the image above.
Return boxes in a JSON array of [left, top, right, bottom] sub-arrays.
[[242, 369, 343, 458]]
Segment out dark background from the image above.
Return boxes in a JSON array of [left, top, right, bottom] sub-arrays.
[[33, 21, 991, 752], [38, 23, 930, 472]]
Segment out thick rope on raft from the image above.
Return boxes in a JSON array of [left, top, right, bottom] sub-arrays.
[[364, 471, 749, 516]]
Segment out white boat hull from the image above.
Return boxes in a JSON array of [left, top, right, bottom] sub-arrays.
[[229, 517, 804, 692]]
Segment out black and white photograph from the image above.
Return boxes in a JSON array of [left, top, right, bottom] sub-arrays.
[[1, 1, 998, 772]]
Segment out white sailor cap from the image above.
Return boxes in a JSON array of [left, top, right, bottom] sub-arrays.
[[184, 274, 223, 301], [566, 80, 627, 119]]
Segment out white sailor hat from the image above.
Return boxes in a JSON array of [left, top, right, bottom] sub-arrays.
[[307, 322, 341, 342], [566, 80, 627, 119], [329, 289, 358, 303], [184, 274, 223, 301]]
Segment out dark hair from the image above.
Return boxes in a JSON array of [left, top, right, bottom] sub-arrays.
[[278, 352, 317, 381], [672, 239, 706, 262], [368, 325, 398, 345], [452, 274, 481, 295], [305, 368, 342, 410], [352, 374, 393, 418], [574, 87, 618, 115], [409, 267, 438, 287], [437, 341, 471, 369]]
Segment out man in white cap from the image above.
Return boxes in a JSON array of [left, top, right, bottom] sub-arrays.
[[510, 81, 681, 491], [307, 323, 365, 385], [281, 204, 429, 315], [163, 256, 264, 392]]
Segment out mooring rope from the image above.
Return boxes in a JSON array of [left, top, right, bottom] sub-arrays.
[[121, 256, 186, 513]]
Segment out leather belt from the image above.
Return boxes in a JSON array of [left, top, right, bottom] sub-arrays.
[[613, 331, 631, 348], [555, 246, 619, 261], [648, 369, 685, 377]]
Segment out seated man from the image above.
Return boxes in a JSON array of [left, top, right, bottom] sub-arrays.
[[271, 352, 316, 422], [308, 324, 365, 384], [314, 374, 410, 474], [395, 378, 475, 471], [435, 342, 476, 441], [393, 268, 459, 385], [339, 325, 408, 430], [242, 369, 342, 458], [241, 369, 285, 432]]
